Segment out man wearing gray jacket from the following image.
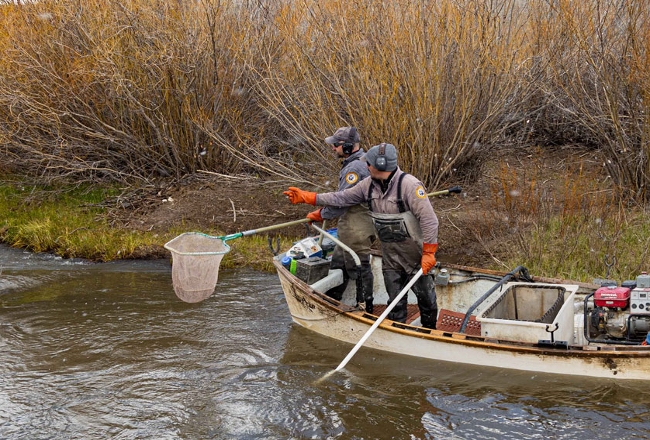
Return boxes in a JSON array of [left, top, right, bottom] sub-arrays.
[[284, 143, 439, 329], [306, 127, 377, 313]]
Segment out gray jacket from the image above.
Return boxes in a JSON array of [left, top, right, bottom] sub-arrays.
[[320, 149, 375, 259], [320, 149, 370, 220], [316, 168, 439, 244]]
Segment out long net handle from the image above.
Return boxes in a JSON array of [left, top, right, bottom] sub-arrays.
[[222, 218, 309, 241]]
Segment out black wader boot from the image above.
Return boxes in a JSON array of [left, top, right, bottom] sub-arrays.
[[325, 247, 349, 301], [383, 270, 409, 323], [411, 275, 438, 329], [355, 261, 374, 313]]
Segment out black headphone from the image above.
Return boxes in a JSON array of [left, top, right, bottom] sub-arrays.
[[375, 143, 387, 171], [342, 127, 357, 155]]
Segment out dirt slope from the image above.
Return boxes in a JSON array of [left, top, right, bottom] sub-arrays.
[[109, 147, 606, 266]]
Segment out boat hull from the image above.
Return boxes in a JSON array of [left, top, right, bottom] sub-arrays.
[[275, 260, 650, 380]]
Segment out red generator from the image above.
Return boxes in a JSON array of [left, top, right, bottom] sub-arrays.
[[594, 285, 631, 309]]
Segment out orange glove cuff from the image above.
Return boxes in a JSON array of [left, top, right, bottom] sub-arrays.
[[304, 191, 317, 205], [421, 242, 438, 275], [423, 242, 438, 254]]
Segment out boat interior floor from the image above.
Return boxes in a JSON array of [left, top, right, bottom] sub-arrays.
[[369, 305, 481, 335], [372, 304, 421, 325]]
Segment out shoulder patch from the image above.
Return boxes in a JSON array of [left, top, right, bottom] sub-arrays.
[[415, 186, 427, 199], [345, 172, 359, 185]]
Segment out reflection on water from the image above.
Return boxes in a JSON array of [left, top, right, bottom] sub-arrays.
[[1, 244, 650, 439], [282, 325, 650, 439]]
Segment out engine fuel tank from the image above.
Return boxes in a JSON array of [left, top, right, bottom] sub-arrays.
[[594, 286, 631, 308]]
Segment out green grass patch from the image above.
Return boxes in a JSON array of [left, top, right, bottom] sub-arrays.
[[0, 181, 301, 270], [499, 210, 650, 283], [219, 235, 302, 272], [0, 182, 172, 261]]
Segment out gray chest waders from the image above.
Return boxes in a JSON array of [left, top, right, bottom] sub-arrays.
[[367, 174, 438, 328], [367, 173, 423, 272]]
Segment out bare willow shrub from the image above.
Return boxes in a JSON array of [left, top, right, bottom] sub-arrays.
[[473, 152, 621, 278], [475, 148, 650, 281], [3, 0, 532, 187], [256, 0, 530, 189], [2, 0, 649, 198], [520, 0, 650, 198], [194, 1, 312, 183], [0, 0, 273, 182]]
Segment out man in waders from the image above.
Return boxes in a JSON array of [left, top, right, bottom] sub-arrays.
[[284, 143, 439, 329], [306, 127, 377, 313]]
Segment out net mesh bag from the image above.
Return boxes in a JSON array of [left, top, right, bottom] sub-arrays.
[[164, 232, 230, 303]]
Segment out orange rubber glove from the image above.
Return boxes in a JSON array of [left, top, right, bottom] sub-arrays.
[[306, 209, 323, 223], [283, 187, 317, 205], [421, 242, 438, 275]]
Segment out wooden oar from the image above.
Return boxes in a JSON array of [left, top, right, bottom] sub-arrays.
[[334, 268, 424, 372]]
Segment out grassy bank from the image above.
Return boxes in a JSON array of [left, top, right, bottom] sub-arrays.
[[497, 203, 650, 283], [0, 181, 168, 261], [0, 180, 292, 271]]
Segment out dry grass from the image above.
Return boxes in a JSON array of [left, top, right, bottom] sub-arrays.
[[469, 147, 650, 282]]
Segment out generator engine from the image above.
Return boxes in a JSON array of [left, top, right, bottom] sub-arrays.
[[586, 273, 650, 343]]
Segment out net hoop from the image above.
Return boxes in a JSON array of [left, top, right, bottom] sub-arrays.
[[164, 232, 230, 303]]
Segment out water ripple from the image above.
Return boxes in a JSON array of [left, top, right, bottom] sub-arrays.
[[1, 252, 650, 439]]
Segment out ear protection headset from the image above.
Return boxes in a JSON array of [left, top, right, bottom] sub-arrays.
[[341, 127, 357, 155], [374, 143, 387, 171]]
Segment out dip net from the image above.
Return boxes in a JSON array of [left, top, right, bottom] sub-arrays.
[[164, 232, 230, 303]]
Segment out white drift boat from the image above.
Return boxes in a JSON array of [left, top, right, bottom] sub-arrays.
[[273, 235, 650, 380]]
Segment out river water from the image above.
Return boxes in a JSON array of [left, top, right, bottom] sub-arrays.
[[1, 244, 650, 439]]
